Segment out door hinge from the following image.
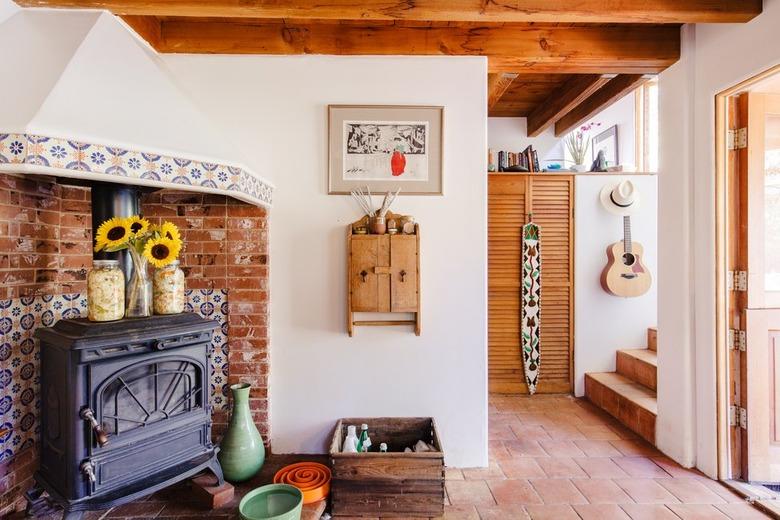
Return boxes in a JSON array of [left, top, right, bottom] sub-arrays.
[[728, 328, 746, 351], [729, 405, 748, 429], [728, 270, 748, 292], [727, 128, 747, 150]]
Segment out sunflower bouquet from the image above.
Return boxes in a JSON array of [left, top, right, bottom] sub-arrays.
[[94, 216, 182, 267], [94, 215, 183, 317]]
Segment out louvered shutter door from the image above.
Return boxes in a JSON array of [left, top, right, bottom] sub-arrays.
[[488, 175, 573, 394]]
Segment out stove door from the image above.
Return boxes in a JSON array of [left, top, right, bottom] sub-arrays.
[[84, 346, 213, 497], [93, 349, 208, 447]]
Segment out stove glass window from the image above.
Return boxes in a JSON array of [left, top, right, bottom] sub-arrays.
[[100, 359, 203, 436]]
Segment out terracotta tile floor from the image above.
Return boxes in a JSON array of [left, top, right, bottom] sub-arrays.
[[8, 395, 771, 519], [442, 394, 770, 519]]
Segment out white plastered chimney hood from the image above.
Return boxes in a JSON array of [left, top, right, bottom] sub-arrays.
[[0, 8, 273, 207]]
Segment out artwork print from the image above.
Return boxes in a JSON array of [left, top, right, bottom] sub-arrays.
[[328, 105, 443, 195], [592, 124, 619, 166], [343, 121, 429, 181]]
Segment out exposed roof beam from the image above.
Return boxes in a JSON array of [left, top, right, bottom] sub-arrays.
[[15, 0, 762, 23], [554, 74, 648, 136], [121, 15, 161, 48], [526, 74, 610, 137], [488, 73, 518, 110], [153, 21, 680, 74]]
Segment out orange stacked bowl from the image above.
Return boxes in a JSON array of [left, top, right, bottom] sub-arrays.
[[273, 462, 331, 505]]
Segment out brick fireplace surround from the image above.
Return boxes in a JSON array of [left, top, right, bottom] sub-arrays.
[[0, 173, 270, 516]]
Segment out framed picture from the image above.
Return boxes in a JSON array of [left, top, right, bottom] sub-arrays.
[[328, 105, 444, 195], [592, 124, 619, 166]]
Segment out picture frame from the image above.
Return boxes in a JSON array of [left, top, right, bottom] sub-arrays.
[[328, 105, 444, 195], [592, 124, 619, 166]]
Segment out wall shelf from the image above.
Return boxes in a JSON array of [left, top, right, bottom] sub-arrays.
[[347, 212, 421, 336], [487, 171, 658, 176]]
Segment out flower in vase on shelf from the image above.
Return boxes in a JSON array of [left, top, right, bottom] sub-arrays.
[[94, 216, 184, 318], [564, 122, 601, 172]]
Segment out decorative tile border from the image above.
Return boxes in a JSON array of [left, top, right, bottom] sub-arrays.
[[0, 289, 229, 462], [0, 133, 273, 207]]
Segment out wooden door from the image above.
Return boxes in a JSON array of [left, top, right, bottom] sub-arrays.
[[733, 92, 780, 481], [745, 309, 780, 481], [488, 174, 574, 394], [390, 235, 418, 312], [531, 177, 575, 392], [350, 235, 390, 312]]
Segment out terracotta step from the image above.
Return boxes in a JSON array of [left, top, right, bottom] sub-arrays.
[[584, 372, 657, 444], [616, 348, 657, 391], [648, 327, 657, 351]]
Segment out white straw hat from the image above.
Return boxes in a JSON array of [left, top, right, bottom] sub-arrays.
[[600, 180, 640, 216]]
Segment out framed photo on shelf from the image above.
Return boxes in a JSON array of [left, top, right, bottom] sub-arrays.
[[592, 124, 619, 166], [328, 105, 444, 195]]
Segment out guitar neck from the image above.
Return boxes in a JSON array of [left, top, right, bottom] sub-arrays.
[[623, 215, 632, 254]]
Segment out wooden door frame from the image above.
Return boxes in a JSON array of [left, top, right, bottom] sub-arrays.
[[715, 64, 780, 480]]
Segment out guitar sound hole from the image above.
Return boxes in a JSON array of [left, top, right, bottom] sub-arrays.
[[622, 253, 636, 266]]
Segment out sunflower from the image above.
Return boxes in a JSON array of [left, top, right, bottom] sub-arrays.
[[94, 217, 132, 252], [143, 236, 180, 268], [158, 221, 182, 244], [126, 215, 151, 236]]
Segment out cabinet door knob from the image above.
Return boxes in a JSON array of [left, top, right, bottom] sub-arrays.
[[400, 270, 407, 282], [360, 270, 368, 282]]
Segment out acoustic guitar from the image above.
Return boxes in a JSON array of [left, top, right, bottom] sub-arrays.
[[601, 215, 652, 297]]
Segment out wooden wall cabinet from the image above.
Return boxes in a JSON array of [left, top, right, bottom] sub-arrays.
[[347, 215, 420, 336]]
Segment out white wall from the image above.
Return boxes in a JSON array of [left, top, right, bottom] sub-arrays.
[[657, 25, 697, 470], [658, 0, 780, 477], [573, 175, 658, 396], [0, 0, 17, 24], [488, 92, 636, 169], [163, 55, 489, 468]]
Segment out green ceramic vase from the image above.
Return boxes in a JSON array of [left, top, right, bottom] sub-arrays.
[[218, 383, 265, 482]]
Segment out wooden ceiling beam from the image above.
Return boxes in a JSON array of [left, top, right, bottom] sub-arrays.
[[488, 73, 518, 110], [526, 74, 610, 136], [153, 21, 680, 74], [15, 0, 762, 23], [554, 74, 648, 136], [121, 15, 161, 48]]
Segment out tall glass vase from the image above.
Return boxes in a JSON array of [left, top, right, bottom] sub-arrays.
[[126, 247, 152, 318], [218, 383, 265, 482]]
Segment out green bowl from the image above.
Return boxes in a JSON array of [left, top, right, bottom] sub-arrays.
[[239, 483, 303, 520]]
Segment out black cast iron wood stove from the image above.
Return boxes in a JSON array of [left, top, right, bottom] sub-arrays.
[[29, 314, 223, 519]]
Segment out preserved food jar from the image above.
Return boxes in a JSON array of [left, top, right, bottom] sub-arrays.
[[153, 260, 185, 314], [87, 260, 125, 321]]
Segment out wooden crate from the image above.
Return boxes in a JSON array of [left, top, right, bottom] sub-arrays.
[[329, 417, 445, 518]]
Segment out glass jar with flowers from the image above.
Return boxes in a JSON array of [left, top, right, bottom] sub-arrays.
[[564, 122, 600, 172], [94, 216, 183, 318], [152, 221, 185, 314]]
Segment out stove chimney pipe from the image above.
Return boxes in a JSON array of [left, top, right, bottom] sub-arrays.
[[91, 182, 141, 282]]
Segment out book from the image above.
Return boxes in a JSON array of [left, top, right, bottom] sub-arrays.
[[493, 146, 539, 173]]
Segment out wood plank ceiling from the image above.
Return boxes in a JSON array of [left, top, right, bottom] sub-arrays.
[[16, 1, 762, 136]]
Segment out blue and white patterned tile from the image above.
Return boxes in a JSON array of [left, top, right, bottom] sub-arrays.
[[0, 133, 272, 206], [0, 295, 43, 462], [185, 289, 229, 410], [0, 289, 230, 461]]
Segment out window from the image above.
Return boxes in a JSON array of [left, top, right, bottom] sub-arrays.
[[635, 78, 659, 172]]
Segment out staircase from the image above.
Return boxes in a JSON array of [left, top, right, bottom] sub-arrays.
[[584, 327, 657, 445]]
